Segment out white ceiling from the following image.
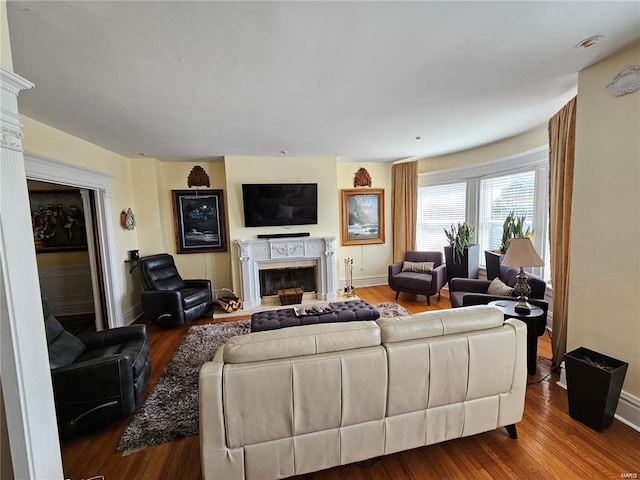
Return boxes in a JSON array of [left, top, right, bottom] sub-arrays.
[[6, 1, 640, 163]]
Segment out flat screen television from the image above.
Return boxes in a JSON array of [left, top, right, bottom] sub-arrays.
[[242, 183, 318, 227]]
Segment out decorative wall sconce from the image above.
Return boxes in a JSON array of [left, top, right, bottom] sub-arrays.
[[120, 208, 135, 230], [188, 165, 210, 188], [353, 168, 372, 188]]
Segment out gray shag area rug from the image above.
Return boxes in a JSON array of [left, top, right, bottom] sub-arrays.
[[117, 302, 409, 454]]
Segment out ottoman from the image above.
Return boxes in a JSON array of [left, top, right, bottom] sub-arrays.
[[250, 299, 380, 332]]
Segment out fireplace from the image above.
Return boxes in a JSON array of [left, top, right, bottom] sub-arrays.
[[259, 263, 317, 297], [236, 236, 337, 309]]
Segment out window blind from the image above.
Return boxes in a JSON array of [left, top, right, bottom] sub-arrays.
[[416, 182, 466, 254], [478, 171, 535, 254]]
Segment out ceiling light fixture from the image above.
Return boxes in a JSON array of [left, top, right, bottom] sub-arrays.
[[415, 136, 422, 140], [138, 152, 148, 157], [576, 35, 603, 49], [280, 150, 288, 155]]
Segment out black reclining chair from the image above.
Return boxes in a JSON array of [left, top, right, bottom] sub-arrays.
[[43, 298, 151, 438], [139, 253, 214, 327]]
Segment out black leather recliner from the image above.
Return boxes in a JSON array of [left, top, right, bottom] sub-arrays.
[[139, 253, 213, 327], [43, 298, 151, 438]]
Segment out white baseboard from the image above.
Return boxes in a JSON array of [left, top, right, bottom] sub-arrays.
[[557, 361, 640, 432], [123, 301, 143, 326], [339, 275, 387, 290]]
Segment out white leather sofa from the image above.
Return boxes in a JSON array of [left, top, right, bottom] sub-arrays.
[[199, 305, 527, 480]]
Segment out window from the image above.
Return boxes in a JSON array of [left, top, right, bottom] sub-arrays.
[[478, 171, 536, 254], [416, 182, 466, 254], [416, 147, 551, 282]]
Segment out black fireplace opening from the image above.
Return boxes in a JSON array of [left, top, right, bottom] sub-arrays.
[[259, 267, 317, 297]]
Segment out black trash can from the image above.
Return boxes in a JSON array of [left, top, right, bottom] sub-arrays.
[[564, 347, 628, 431]]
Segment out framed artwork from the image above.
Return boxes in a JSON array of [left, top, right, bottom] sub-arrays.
[[341, 188, 385, 245], [29, 190, 88, 253], [172, 190, 227, 254]]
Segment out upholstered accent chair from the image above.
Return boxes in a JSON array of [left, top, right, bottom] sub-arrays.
[[43, 298, 151, 438], [139, 253, 214, 327], [449, 267, 549, 322], [388, 251, 447, 306]]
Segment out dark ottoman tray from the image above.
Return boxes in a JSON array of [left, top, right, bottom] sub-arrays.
[[251, 299, 380, 332]]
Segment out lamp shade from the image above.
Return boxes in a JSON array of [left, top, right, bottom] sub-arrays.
[[501, 237, 544, 267]]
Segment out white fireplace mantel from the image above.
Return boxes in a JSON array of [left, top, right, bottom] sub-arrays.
[[236, 236, 337, 309]]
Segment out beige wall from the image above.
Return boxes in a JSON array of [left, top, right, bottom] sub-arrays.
[[20, 116, 141, 315], [224, 156, 340, 294], [417, 124, 548, 173], [336, 162, 393, 286], [569, 42, 640, 397], [155, 160, 231, 290]]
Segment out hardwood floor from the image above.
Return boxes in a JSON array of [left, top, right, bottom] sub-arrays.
[[60, 286, 640, 480]]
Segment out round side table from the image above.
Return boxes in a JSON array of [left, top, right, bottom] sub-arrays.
[[488, 300, 545, 375]]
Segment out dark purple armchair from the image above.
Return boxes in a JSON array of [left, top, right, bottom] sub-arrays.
[[388, 251, 447, 306], [449, 267, 548, 327]]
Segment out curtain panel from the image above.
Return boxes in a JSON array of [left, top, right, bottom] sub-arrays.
[[392, 161, 417, 262], [548, 96, 577, 370]]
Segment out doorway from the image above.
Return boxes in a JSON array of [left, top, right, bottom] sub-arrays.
[[27, 180, 106, 332]]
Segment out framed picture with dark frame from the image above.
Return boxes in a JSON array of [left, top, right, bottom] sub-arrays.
[[29, 190, 88, 253], [171, 190, 227, 253], [341, 188, 385, 245]]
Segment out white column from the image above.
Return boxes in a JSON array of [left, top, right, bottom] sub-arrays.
[[0, 67, 64, 478]]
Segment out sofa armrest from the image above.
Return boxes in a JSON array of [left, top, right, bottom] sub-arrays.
[[78, 325, 147, 349], [449, 278, 491, 293], [388, 262, 403, 279], [199, 347, 244, 480], [432, 263, 448, 290], [51, 354, 136, 434]]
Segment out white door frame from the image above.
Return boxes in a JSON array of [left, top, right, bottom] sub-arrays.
[[24, 152, 123, 328]]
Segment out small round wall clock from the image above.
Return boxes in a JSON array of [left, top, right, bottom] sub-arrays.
[[121, 208, 136, 230]]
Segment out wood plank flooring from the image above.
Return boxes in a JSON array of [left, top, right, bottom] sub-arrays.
[[60, 286, 640, 480]]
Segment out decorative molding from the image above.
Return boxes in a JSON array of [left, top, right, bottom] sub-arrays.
[[0, 66, 34, 96], [24, 151, 112, 192], [418, 145, 549, 186], [606, 65, 640, 97], [236, 237, 337, 309], [187, 165, 210, 188], [23, 152, 123, 328], [353, 167, 372, 187], [271, 242, 303, 257]]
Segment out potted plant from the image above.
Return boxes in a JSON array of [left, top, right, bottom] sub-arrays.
[[444, 222, 479, 284], [485, 211, 533, 280]]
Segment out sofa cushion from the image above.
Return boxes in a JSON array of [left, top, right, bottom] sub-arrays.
[[487, 278, 514, 296], [77, 339, 149, 379], [402, 261, 435, 273], [223, 321, 381, 364], [47, 329, 87, 369], [377, 305, 504, 344], [391, 271, 433, 290]]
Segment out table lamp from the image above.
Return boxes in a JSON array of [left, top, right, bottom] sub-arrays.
[[501, 237, 544, 313]]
